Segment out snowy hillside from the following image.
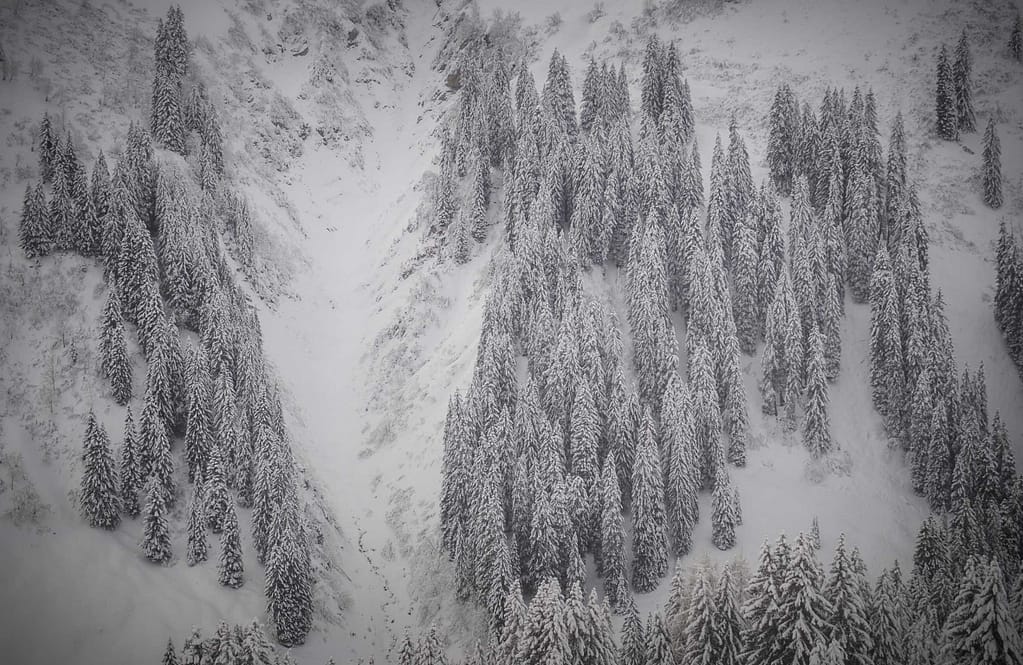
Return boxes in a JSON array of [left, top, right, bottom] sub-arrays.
[[0, 0, 1021, 664]]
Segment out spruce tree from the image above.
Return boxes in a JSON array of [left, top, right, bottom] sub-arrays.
[[664, 379, 699, 556], [184, 346, 210, 484], [265, 507, 313, 647], [600, 454, 629, 613], [714, 567, 745, 665], [741, 541, 783, 665], [712, 464, 738, 550], [218, 501, 244, 588], [1012, 13, 1022, 63], [943, 558, 1023, 665], [162, 639, 179, 665], [205, 441, 229, 533], [80, 413, 120, 529], [954, 31, 976, 133], [632, 408, 668, 593], [39, 113, 56, 183], [683, 562, 718, 664], [186, 478, 208, 566], [776, 533, 832, 665], [517, 578, 569, 665], [823, 535, 873, 665], [767, 83, 799, 195], [869, 569, 904, 665], [803, 325, 833, 459], [982, 117, 1002, 209], [19, 182, 52, 258], [151, 67, 185, 154], [99, 290, 133, 406], [141, 476, 172, 564], [119, 406, 142, 518], [936, 45, 959, 141]]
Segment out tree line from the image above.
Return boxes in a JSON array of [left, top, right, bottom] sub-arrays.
[[21, 5, 312, 648]]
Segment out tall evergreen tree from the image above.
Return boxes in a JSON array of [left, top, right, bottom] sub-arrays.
[[936, 45, 959, 141], [186, 478, 208, 566], [19, 182, 52, 258], [1012, 13, 1022, 63], [600, 454, 629, 612], [942, 558, 1023, 665], [99, 290, 133, 406], [141, 477, 172, 564], [184, 346, 211, 484], [632, 408, 669, 592], [39, 113, 57, 183], [119, 406, 142, 518], [218, 501, 244, 588], [982, 117, 1002, 209], [517, 578, 569, 665], [803, 325, 833, 459], [80, 413, 120, 529], [953, 31, 976, 133], [823, 535, 873, 665], [712, 465, 738, 551], [776, 533, 832, 665], [265, 506, 313, 647]]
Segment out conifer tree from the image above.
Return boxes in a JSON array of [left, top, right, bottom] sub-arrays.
[[869, 245, 905, 432], [712, 464, 738, 550], [19, 182, 52, 258], [632, 408, 668, 592], [803, 325, 833, 459], [1012, 13, 1022, 63], [265, 506, 313, 647], [664, 379, 699, 556], [943, 558, 1023, 665], [982, 117, 1002, 209], [822, 271, 841, 380], [81, 414, 121, 529], [99, 290, 133, 406], [205, 441, 229, 534], [741, 541, 783, 665], [714, 567, 745, 665], [142, 477, 172, 564], [823, 535, 873, 665], [517, 578, 569, 665], [936, 45, 959, 141], [39, 113, 56, 183], [683, 562, 717, 664], [186, 478, 208, 566], [732, 213, 759, 354], [91, 151, 111, 221], [767, 83, 800, 196], [119, 406, 142, 518], [811, 517, 821, 550], [218, 501, 244, 588], [645, 611, 673, 665], [162, 638, 179, 665], [869, 569, 904, 665], [776, 533, 832, 665], [954, 31, 976, 133], [621, 601, 645, 665], [184, 347, 210, 484], [600, 454, 629, 612]]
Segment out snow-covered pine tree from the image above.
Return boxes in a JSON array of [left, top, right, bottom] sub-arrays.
[[91, 151, 111, 222], [151, 66, 185, 154], [186, 478, 207, 566], [822, 271, 841, 380], [767, 83, 800, 195], [119, 406, 142, 518], [712, 464, 738, 550], [632, 408, 669, 592], [620, 601, 645, 665], [265, 505, 313, 647], [1012, 13, 1022, 62], [724, 117, 754, 267], [600, 454, 629, 613], [823, 534, 873, 665], [803, 324, 833, 459], [732, 211, 759, 354], [936, 45, 959, 141], [99, 290, 132, 406], [953, 31, 976, 133], [869, 568, 904, 665], [205, 440, 229, 533], [683, 561, 717, 664], [19, 182, 52, 259], [776, 533, 832, 664], [869, 245, 905, 433], [713, 566, 745, 665], [664, 378, 699, 556], [218, 501, 244, 588], [942, 557, 1023, 665], [640, 35, 664, 127], [141, 476, 172, 564], [183, 346, 210, 484], [81, 413, 120, 529], [517, 578, 569, 665], [982, 117, 1002, 209], [39, 113, 56, 183], [811, 516, 821, 549], [741, 541, 783, 665]]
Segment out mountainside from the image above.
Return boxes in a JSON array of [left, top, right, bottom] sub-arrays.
[[0, 0, 1021, 664]]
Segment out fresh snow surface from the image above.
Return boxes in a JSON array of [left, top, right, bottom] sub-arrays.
[[0, 0, 1020, 663]]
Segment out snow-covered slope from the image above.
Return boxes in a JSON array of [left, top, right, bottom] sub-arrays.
[[0, 0, 1020, 663]]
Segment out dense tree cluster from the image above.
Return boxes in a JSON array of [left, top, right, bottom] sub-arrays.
[[996, 221, 1023, 377], [437, 38, 753, 634], [935, 32, 975, 141], [163, 621, 293, 665], [20, 6, 313, 648]]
